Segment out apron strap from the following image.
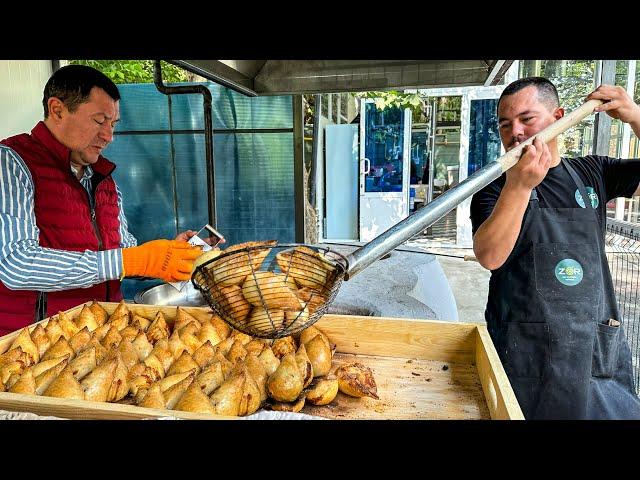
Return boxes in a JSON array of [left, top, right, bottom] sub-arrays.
[[561, 158, 602, 229]]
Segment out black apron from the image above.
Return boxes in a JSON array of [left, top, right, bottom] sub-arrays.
[[486, 159, 640, 419]]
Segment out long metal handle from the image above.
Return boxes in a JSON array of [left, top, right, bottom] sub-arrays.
[[344, 99, 603, 279]]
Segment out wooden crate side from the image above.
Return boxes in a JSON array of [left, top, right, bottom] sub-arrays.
[[316, 314, 478, 363], [0, 392, 235, 420], [474, 326, 524, 420]]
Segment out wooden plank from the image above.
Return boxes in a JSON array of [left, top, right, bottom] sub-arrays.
[[474, 326, 524, 420], [316, 314, 478, 363], [304, 352, 490, 420], [0, 392, 235, 420]]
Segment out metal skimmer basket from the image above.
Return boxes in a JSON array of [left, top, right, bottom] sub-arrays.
[[191, 242, 348, 338]]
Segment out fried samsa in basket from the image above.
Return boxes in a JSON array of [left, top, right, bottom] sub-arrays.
[[276, 246, 336, 290], [242, 272, 301, 310], [205, 240, 276, 287], [216, 284, 251, 323]]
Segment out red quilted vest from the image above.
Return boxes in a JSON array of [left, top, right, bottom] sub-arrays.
[[0, 122, 123, 335]]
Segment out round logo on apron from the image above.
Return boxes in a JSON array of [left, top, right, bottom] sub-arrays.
[[575, 187, 599, 208], [555, 259, 584, 286]]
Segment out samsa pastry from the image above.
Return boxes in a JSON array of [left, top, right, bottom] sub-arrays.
[[335, 362, 379, 400], [266, 353, 304, 403], [305, 377, 339, 406], [174, 307, 202, 332], [246, 308, 284, 333], [9, 327, 39, 366], [276, 246, 336, 290], [295, 287, 328, 315], [43, 368, 85, 400], [75, 305, 99, 332], [242, 272, 301, 310], [174, 383, 216, 414], [30, 324, 51, 359], [89, 301, 109, 326], [207, 240, 276, 287], [216, 285, 251, 323]]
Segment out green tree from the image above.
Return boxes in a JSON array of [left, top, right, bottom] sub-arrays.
[[68, 60, 190, 84], [354, 90, 427, 122]]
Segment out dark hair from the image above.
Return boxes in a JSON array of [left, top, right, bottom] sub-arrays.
[[42, 65, 120, 118], [497, 77, 559, 112]]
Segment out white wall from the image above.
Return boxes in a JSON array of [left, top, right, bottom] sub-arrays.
[[0, 60, 52, 140]]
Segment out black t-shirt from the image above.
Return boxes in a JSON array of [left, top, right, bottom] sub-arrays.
[[470, 156, 640, 235]]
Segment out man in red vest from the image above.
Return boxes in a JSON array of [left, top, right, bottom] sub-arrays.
[[0, 64, 204, 335]]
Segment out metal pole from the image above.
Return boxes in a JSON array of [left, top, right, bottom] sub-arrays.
[[153, 60, 217, 228]]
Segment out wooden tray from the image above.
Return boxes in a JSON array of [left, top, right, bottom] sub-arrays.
[[0, 302, 523, 420]]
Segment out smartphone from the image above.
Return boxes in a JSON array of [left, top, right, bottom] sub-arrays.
[[189, 224, 225, 250]]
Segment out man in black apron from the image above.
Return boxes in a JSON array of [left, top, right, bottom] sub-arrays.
[[471, 77, 640, 419]]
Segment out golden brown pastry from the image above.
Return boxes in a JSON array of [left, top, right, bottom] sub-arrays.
[[117, 338, 140, 371], [295, 287, 328, 315], [242, 272, 302, 310], [266, 394, 306, 413], [193, 361, 225, 395], [217, 284, 251, 323], [66, 346, 97, 380], [208, 240, 276, 287], [108, 300, 129, 323], [168, 329, 191, 359], [32, 355, 69, 379], [166, 351, 201, 377], [146, 311, 170, 344], [69, 327, 92, 354], [119, 325, 140, 344], [246, 307, 284, 333], [226, 339, 247, 364], [271, 336, 296, 359], [9, 327, 39, 366], [101, 324, 122, 350], [244, 354, 268, 402], [276, 246, 336, 290], [89, 301, 109, 326], [197, 321, 222, 348], [9, 367, 36, 395], [129, 313, 151, 332], [180, 331, 204, 354], [81, 358, 118, 402], [1, 361, 25, 386], [43, 368, 85, 400], [132, 331, 154, 362], [138, 384, 166, 409], [163, 372, 195, 409], [30, 324, 51, 359], [305, 334, 332, 377], [210, 370, 245, 416], [244, 339, 266, 357], [298, 325, 328, 347], [192, 341, 216, 369], [41, 337, 75, 362], [257, 346, 280, 377], [174, 383, 217, 414], [75, 305, 99, 332], [0, 346, 25, 368], [209, 314, 232, 340], [335, 362, 379, 399], [305, 377, 339, 406], [34, 357, 70, 395], [45, 317, 66, 344], [57, 311, 80, 339], [295, 343, 313, 388], [267, 353, 304, 402], [174, 307, 202, 332], [238, 366, 262, 416]]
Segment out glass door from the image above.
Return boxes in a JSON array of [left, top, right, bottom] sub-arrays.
[[359, 99, 411, 242]]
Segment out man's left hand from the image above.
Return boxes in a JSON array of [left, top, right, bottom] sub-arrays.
[[587, 84, 640, 124]]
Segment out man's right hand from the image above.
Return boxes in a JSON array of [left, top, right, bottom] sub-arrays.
[[121, 239, 202, 282], [505, 136, 552, 192]]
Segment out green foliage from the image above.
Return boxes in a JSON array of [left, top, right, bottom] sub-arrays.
[[354, 90, 427, 122], [68, 60, 189, 84]]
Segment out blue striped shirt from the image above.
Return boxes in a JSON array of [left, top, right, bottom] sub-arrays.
[[0, 145, 137, 291]]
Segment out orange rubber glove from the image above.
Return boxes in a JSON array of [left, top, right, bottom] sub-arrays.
[[121, 240, 202, 282]]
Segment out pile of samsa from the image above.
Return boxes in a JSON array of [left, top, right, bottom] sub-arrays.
[[0, 301, 378, 417], [196, 241, 338, 333]]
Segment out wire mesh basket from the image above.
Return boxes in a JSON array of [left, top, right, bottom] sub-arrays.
[[191, 241, 349, 338]]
